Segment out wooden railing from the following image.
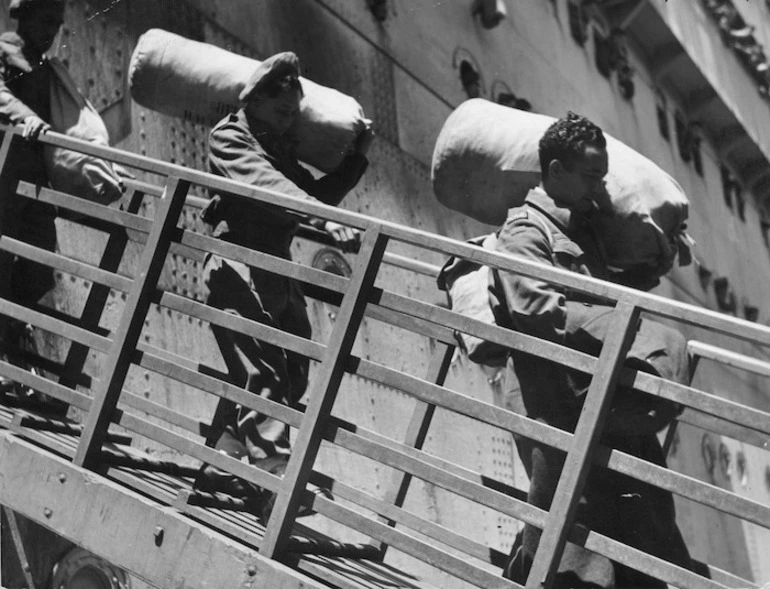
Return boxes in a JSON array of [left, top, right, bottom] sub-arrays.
[[0, 123, 769, 589]]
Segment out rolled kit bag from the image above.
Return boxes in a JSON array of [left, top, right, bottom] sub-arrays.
[[431, 99, 692, 280], [129, 28, 367, 173]]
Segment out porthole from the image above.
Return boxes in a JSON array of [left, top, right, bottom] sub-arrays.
[[312, 248, 352, 277], [453, 48, 485, 99]]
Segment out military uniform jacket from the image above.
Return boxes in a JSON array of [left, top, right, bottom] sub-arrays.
[[491, 187, 686, 430], [0, 31, 51, 185], [202, 109, 368, 258]]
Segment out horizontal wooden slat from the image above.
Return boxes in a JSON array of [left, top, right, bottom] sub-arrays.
[[12, 412, 131, 445], [622, 372, 770, 438], [677, 407, 770, 450], [308, 494, 520, 589], [325, 420, 543, 526], [18, 182, 151, 233], [112, 409, 284, 495], [320, 473, 508, 567], [597, 443, 770, 529], [689, 340, 770, 378], [177, 229, 349, 294], [0, 236, 132, 292], [119, 389, 213, 440], [0, 297, 111, 352], [0, 360, 91, 410], [154, 292, 324, 361], [133, 345, 304, 429]]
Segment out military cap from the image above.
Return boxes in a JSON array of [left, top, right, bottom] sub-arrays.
[[9, 0, 65, 18], [239, 51, 301, 103]]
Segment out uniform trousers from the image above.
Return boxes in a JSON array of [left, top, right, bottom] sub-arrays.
[[203, 253, 311, 461]]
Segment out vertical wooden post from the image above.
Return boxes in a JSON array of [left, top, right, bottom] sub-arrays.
[[74, 178, 190, 469], [58, 189, 145, 393], [260, 226, 389, 559], [376, 340, 454, 557], [525, 301, 641, 589]]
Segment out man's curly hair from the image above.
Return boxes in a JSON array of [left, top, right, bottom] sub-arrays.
[[539, 111, 606, 179]]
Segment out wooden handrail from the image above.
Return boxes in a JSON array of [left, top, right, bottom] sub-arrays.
[[5, 124, 769, 347], [3, 124, 770, 589]]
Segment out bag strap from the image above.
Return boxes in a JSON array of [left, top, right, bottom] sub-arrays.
[[524, 206, 555, 250]]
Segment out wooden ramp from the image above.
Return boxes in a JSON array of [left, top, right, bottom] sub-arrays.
[[0, 406, 430, 589], [1, 124, 769, 589]]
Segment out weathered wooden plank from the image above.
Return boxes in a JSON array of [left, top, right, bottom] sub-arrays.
[[295, 555, 441, 589], [308, 494, 520, 589], [525, 302, 641, 589], [74, 177, 191, 469], [0, 433, 331, 589], [261, 227, 389, 558]]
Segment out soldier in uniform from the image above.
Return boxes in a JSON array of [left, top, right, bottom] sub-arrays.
[[0, 0, 64, 395], [196, 51, 372, 520], [493, 113, 694, 587]]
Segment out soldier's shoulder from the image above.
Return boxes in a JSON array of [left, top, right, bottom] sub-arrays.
[[506, 209, 530, 224]]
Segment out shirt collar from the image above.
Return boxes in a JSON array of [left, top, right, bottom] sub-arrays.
[[524, 186, 598, 235]]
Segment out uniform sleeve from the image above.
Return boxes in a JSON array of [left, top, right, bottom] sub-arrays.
[[494, 220, 566, 345], [0, 59, 37, 124], [302, 153, 368, 206], [209, 123, 322, 203]]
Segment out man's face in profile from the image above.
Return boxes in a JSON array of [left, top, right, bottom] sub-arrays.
[[555, 144, 608, 212]]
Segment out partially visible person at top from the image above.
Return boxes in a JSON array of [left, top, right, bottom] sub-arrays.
[[491, 112, 695, 587], [0, 0, 64, 401], [195, 51, 373, 522]]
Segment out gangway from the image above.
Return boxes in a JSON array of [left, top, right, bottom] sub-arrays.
[[0, 123, 768, 589]]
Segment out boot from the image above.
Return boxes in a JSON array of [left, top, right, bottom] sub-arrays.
[[253, 456, 334, 525], [193, 432, 264, 508]]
